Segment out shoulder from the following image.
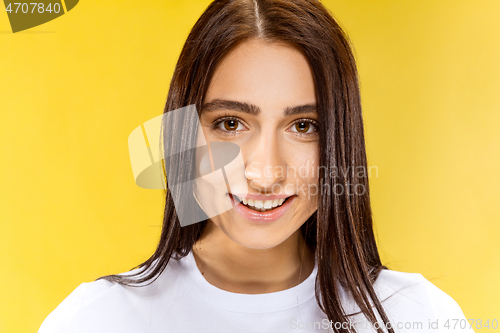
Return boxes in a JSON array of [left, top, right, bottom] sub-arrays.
[[38, 258, 188, 333], [351, 269, 473, 332], [375, 269, 467, 315], [37, 279, 113, 333]]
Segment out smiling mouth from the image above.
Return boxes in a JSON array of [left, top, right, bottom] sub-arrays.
[[232, 194, 292, 212]]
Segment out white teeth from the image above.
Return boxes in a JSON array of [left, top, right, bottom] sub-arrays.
[[235, 194, 289, 211]]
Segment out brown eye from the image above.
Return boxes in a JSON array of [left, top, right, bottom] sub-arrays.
[[295, 122, 310, 133], [213, 117, 246, 133], [224, 119, 238, 131], [288, 119, 318, 135]]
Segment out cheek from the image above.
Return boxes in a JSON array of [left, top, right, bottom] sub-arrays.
[[301, 174, 320, 206], [286, 143, 319, 178], [284, 144, 320, 205]]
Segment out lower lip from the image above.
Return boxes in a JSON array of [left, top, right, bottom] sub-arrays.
[[228, 193, 296, 223]]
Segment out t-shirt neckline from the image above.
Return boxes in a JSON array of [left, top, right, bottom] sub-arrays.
[[181, 250, 318, 313]]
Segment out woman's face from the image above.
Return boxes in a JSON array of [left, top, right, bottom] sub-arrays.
[[197, 38, 319, 250]]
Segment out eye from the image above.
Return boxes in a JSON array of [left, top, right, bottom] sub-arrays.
[[288, 119, 318, 135], [212, 116, 247, 133]]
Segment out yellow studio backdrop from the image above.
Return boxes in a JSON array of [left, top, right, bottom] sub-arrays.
[[0, 0, 498, 332]]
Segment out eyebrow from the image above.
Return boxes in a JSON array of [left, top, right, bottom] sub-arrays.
[[201, 99, 317, 116]]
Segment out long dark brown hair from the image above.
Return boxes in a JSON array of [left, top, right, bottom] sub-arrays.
[[97, 0, 394, 332]]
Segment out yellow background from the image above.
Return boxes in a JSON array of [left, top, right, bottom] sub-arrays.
[[1, 1, 498, 332]]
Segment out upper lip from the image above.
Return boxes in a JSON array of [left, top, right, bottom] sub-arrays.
[[230, 193, 293, 201]]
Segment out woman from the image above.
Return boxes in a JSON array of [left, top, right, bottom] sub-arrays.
[[39, 0, 472, 332]]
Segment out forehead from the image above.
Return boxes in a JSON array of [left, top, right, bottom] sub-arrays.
[[204, 38, 316, 115]]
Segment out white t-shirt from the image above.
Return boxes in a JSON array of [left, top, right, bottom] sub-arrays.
[[38, 251, 473, 333]]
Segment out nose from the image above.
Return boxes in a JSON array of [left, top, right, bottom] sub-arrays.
[[244, 133, 286, 193]]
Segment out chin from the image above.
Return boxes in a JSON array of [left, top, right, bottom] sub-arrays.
[[218, 220, 295, 250], [230, 235, 287, 250]]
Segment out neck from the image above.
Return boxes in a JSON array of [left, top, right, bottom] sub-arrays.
[[192, 221, 316, 294]]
